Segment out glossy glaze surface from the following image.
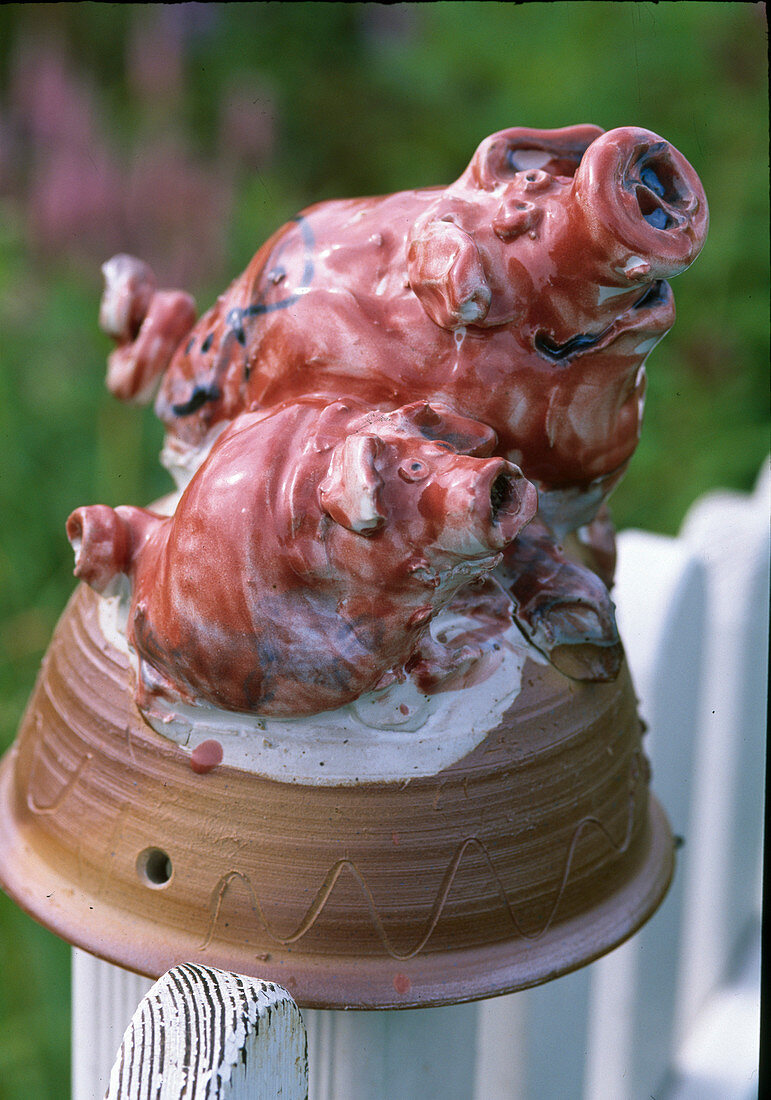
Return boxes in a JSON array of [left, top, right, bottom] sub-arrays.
[[0, 123, 692, 1006], [148, 125, 707, 494], [68, 398, 536, 716], [97, 124, 707, 681]]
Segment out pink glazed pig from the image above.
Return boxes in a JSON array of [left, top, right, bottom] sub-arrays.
[[67, 399, 537, 716]]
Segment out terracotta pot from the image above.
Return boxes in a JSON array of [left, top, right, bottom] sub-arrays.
[[0, 584, 673, 1009]]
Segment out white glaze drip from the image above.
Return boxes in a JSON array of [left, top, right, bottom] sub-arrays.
[[451, 325, 466, 375], [98, 591, 545, 786]]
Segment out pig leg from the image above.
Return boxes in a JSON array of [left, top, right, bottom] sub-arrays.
[[572, 503, 617, 590], [407, 634, 485, 694], [134, 652, 198, 713], [498, 517, 623, 682], [67, 505, 131, 595]]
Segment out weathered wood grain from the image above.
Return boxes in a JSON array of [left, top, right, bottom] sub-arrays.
[[105, 963, 308, 1100]]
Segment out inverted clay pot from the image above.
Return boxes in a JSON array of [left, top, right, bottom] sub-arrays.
[[0, 583, 674, 1010]]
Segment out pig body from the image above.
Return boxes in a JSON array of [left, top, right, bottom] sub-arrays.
[[68, 399, 536, 716], [150, 126, 707, 512]]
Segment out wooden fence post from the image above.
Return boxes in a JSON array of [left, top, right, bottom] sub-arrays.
[[104, 962, 307, 1100], [584, 528, 708, 1099], [674, 465, 768, 1045], [72, 948, 154, 1099], [584, 460, 767, 1098], [304, 1003, 482, 1100]]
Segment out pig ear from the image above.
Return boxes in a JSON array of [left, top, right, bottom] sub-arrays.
[[463, 125, 605, 190], [394, 401, 498, 457], [407, 220, 491, 330], [319, 434, 386, 534]]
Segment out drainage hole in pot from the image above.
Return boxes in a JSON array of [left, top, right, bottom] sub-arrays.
[[137, 847, 173, 888]]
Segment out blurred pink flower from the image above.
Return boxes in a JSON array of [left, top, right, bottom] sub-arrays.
[[3, 17, 245, 291], [27, 146, 124, 264], [10, 33, 101, 155], [124, 140, 232, 288], [126, 7, 184, 113], [219, 80, 277, 171]]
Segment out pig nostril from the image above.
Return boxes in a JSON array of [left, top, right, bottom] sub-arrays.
[[640, 164, 667, 198], [645, 207, 670, 230], [634, 153, 683, 208], [636, 186, 674, 230], [490, 472, 517, 521]]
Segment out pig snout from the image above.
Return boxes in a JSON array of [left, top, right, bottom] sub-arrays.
[[488, 461, 539, 545], [574, 127, 709, 283], [440, 459, 537, 557]]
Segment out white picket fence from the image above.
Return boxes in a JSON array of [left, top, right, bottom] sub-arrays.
[[72, 463, 768, 1099]]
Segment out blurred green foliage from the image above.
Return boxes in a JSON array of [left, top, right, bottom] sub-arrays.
[[0, 4, 767, 1096]]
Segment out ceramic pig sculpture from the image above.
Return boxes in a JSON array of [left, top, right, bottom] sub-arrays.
[[99, 124, 708, 681], [67, 399, 537, 717]]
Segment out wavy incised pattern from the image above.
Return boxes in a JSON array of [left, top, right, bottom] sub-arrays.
[[201, 753, 643, 961], [26, 712, 93, 816]]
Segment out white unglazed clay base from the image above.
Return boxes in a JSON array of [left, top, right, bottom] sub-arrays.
[[98, 593, 546, 786]]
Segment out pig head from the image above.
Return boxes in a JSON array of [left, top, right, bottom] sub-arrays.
[[67, 399, 536, 717]]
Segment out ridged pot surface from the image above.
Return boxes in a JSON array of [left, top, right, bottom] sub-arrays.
[[0, 584, 674, 1008]]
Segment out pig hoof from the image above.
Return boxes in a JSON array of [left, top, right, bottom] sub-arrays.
[[522, 599, 623, 682], [549, 640, 624, 682], [410, 642, 484, 693], [99, 254, 156, 342], [106, 289, 197, 404]]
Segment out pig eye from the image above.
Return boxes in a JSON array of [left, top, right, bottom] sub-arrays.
[[399, 460, 430, 482]]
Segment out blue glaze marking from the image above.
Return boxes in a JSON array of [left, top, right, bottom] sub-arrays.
[[640, 164, 666, 198], [172, 216, 316, 418], [643, 206, 670, 230], [172, 382, 222, 417]]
